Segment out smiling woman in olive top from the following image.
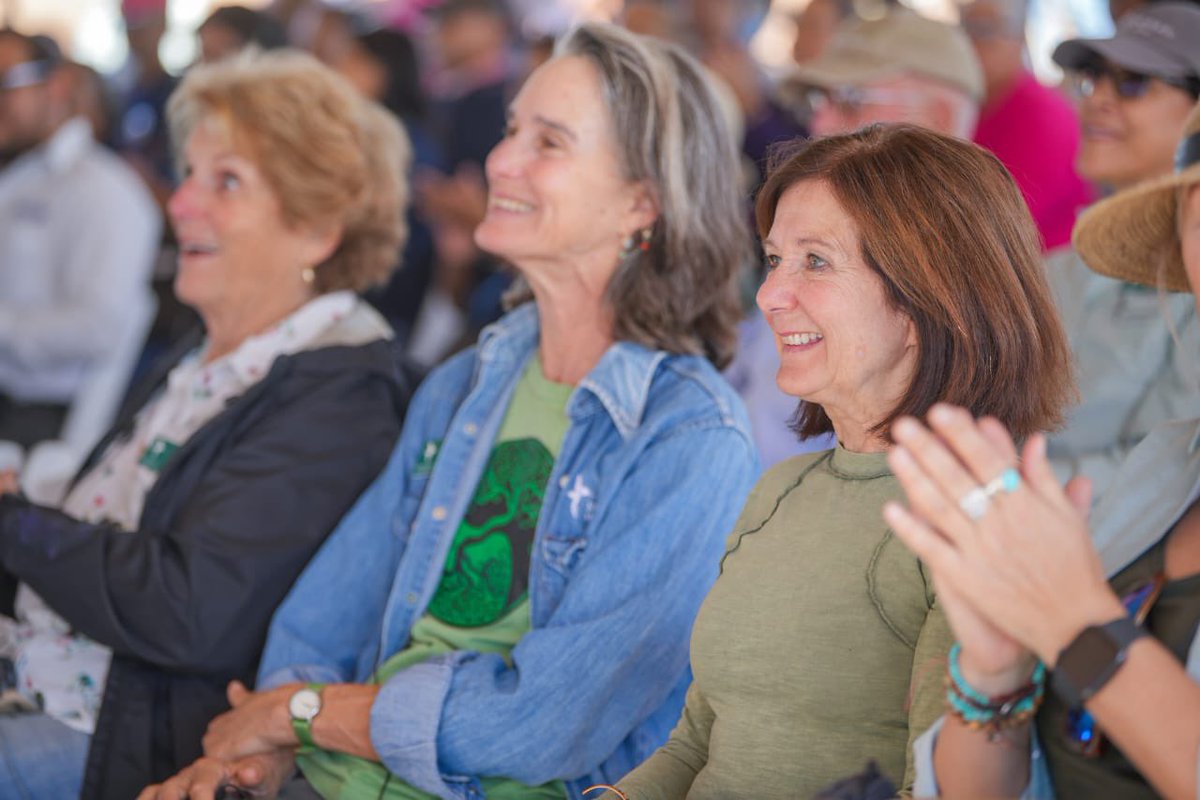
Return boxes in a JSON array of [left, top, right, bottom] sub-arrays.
[[609, 124, 1074, 799]]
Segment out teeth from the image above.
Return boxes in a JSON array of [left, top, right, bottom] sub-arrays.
[[782, 333, 823, 346], [491, 197, 534, 213]]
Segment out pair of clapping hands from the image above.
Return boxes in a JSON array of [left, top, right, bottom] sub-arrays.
[[884, 404, 1124, 690]]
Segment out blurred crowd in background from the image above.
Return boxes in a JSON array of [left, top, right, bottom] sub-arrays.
[[0, 0, 1125, 466]]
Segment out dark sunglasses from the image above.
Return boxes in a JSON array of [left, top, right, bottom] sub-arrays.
[[1073, 61, 1200, 101], [1064, 571, 1165, 758]]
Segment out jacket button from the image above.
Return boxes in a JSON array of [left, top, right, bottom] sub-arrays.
[[463, 423, 478, 436], [559, 475, 569, 488], [406, 592, 418, 605], [432, 506, 447, 521]]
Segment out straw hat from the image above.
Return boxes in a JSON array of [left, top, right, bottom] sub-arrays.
[[1073, 102, 1200, 294]]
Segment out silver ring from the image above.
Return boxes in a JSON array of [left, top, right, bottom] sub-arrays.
[[958, 468, 1020, 522], [959, 486, 990, 520]]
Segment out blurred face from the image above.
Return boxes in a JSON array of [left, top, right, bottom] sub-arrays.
[[960, 1, 1024, 92], [475, 56, 650, 282], [125, 14, 166, 64], [1076, 63, 1196, 189], [198, 21, 246, 64], [436, 10, 507, 76], [811, 73, 960, 137], [1185, 185, 1200, 300], [757, 180, 917, 434], [792, 0, 841, 65], [168, 119, 327, 323], [0, 36, 53, 160], [335, 42, 386, 102]]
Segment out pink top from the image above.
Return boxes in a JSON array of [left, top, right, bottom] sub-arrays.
[[973, 70, 1094, 251]]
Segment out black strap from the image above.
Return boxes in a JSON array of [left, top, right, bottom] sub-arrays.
[[1176, 130, 1200, 172]]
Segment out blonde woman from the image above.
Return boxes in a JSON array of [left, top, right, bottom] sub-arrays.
[[0, 50, 410, 799]]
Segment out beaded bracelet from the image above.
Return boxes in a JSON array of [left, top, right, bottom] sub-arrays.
[[945, 642, 1046, 733]]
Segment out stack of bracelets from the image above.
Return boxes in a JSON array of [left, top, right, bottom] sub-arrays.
[[946, 642, 1046, 735]]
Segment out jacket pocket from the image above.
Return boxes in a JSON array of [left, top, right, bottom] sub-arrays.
[[540, 534, 588, 577]]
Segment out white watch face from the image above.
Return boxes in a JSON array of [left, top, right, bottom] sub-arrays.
[[289, 688, 321, 722]]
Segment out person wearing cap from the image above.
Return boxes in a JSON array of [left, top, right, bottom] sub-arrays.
[[1040, 0, 1200, 501], [0, 30, 160, 447], [888, 100, 1200, 800], [794, 7, 986, 139], [962, 0, 1093, 251]]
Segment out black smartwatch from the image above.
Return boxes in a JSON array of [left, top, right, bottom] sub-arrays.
[[1051, 616, 1147, 708]]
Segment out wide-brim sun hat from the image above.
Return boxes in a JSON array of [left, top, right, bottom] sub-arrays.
[[1073, 102, 1200, 294]]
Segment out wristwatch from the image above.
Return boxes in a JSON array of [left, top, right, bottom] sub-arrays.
[[1051, 617, 1146, 708], [288, 683, 325, 749]]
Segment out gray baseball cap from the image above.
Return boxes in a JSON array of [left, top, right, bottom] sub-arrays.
[[1052, 2, 1200, 82]]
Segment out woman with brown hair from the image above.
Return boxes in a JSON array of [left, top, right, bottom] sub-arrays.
[[607, 123, 1074, 798], [887, 101, 1200, 800]]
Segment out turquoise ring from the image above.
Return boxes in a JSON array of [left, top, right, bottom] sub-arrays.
[[984, 467, 1021, 497]]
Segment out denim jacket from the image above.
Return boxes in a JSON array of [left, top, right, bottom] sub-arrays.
[[912, 416, 1200, 799], [257, 303, 760, 800]]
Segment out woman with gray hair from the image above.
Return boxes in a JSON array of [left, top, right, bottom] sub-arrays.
[[143, 21, 758, 800]]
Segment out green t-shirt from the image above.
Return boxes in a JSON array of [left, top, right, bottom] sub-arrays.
[[299, 356, 573, 800]]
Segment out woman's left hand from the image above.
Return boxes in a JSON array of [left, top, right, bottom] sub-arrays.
[[202, 681, 300, 761], [884, 404, 1125, 665], [0, 470, 18, 495]]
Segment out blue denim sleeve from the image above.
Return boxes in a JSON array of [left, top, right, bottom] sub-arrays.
[[911, 716, 1055, 799], [367, 423, 758, 797]]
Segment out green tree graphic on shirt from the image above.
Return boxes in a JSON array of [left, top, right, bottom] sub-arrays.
[[427, 438, 553, 627]]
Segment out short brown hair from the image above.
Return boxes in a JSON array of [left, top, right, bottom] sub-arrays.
[[505, 23, 750, 369], [167, 48, 410, 293], [755, 124, 1074, 441]]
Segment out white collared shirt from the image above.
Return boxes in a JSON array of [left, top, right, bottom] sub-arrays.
[[0, 117, 161, 403]]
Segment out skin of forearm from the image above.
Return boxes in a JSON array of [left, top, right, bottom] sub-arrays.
[[310, 684, 382, 762], [933, 715, 1032, 798], [1086, 639, 1200, 800]]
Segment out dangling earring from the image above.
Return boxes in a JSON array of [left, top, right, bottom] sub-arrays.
[[619, 226, 654, 260], [301, 266, 316, 285]]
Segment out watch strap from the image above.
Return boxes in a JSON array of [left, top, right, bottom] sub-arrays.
[[290, 683, 324, 750], [1052, 616, 1146, 708]]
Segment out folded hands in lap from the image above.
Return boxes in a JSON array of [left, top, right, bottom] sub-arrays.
[[137, 750, 296, 800], [140, 681, 302, 800]]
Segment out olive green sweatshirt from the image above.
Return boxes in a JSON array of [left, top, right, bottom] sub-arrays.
[[614, 447, 953, 799]]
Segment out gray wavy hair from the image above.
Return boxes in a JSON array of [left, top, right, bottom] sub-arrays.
[[507, 22, 750, 369]]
